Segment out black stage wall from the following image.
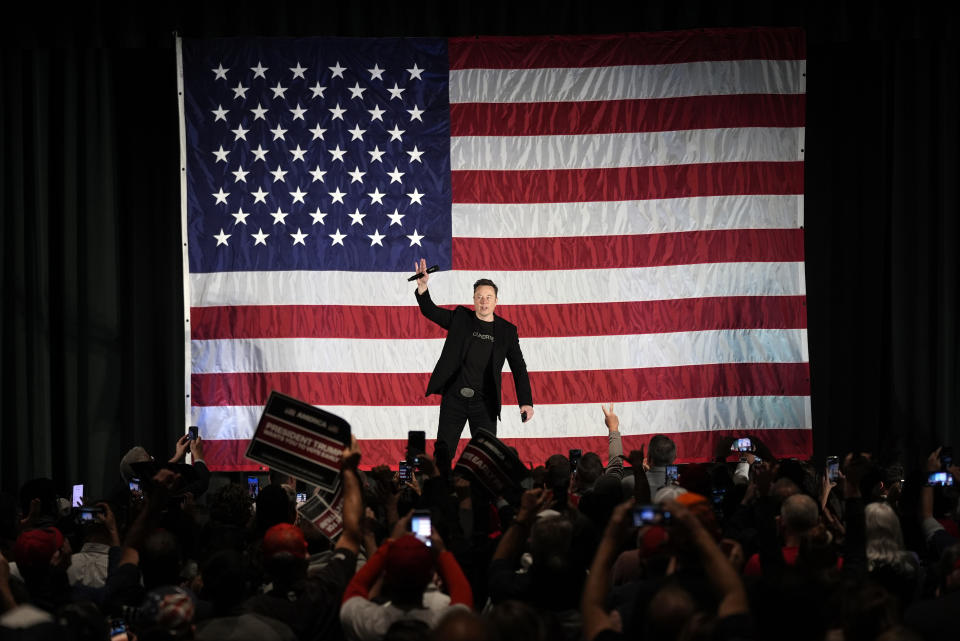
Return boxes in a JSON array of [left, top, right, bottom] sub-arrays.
[[2, 1, 958, 498]]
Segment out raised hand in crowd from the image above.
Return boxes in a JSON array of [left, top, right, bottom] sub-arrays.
[[170, 434, 191, 463]]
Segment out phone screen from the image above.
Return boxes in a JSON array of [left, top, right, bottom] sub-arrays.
[[188, 425, 199, 441], [247, 476, 260, 498], [72, 484, 84, 508], [398, 460, 412, 482], [411, 513, 432, 546], [569, 449, 582, 470], [129, 479, 141, 493], [827, 456, 840, 482], [665, 465, 679, 484], [929, 472, 955, 487], [296, 492, 307, 504]]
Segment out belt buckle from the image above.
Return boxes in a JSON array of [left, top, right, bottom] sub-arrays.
[[459, 387, 475, 398]]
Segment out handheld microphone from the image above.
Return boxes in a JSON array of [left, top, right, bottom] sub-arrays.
[[408, 265, 440, 281]]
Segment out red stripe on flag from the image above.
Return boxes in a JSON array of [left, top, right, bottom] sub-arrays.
[[190, 296, 807, 340], [191, 363, 810, 407], [451, 162, 804, 204], [448, 28, 806, 69], [204, 428, 813, 471], [452, 229, 804, 271], [450, 95, 806, 137]]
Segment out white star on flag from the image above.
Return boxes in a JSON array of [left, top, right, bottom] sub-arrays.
[[250, 61, 268, 79], [290, 228, 308, 245], [368, 187, 386, 204], [328, 187, 346, 204], [290, 187, 308, 204], [212, 187, 230, 204], [406, 228, 424, 246], [290, 62, 308, 79], [348, 209, 366, 225], [214, 228, 231, 246], [367, 229, 385, 246], [329, 228, 346, 245], [251, 228, 269, 245], [212, 63, 228, 80], [407, 63, 424, 80]]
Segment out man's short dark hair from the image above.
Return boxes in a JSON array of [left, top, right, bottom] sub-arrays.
[[473, 278, 498, 296], [648, 435, 677, 466]]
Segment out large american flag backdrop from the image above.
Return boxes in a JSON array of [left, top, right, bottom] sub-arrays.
[[178, 28, 809, 471]]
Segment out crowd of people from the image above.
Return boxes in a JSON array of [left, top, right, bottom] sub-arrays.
[[1, 407, 958, 641]]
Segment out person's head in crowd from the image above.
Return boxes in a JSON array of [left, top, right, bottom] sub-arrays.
[[261, 522, 309, 590], [141, 529, 184, 591], [779, 494, 819, 544], [254, 484, 296, 536], [771, 477, 801, 504], [574, 452, 603, 491], [527, 514, 587, 609], [485, 600, 564, 641], [865, 501, 906, 566], [383, 534, 435, 608], [13, 526, 71, 582], [55, 600, 111, 641], [643, 582, 697, 641], [18, 478, 59, 528], [864, 501, 919, 603], [776, 459, 807, 493], [544, 455, 571, 508], [796, 524, 840, 574], [653, 485, 688, 504], [200, 550, 249, 615], [648, 435, 677, 467], [431, 609, 490, 641], [120, 446, 152, 483], [579, 475, 624, 526], [132, 585, 196, 641], [935, 543, 960, 595], [208, 483, 253, 528], [384, 619, 431, 641], [843, 583, 902, 641]]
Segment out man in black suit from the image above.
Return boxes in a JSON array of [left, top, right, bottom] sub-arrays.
[[413, 258, 534, 457]]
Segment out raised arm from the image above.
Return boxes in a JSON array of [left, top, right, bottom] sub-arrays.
[[414, 258, 455, 329], [601, 403, 624, 479], [336, 436, 364, 554]]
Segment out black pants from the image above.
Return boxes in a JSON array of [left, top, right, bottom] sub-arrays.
[[435, 388, 497, 458]]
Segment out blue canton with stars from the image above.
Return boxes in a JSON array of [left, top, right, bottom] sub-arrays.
[[182, 37, 451, 273]]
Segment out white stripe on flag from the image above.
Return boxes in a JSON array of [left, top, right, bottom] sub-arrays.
[[189, 262, 807, 307], [449, 60, 806, 103], [193, 395, 812, 441], [450, 128, 804, 171], [191, 329, 809, 374], [452, 196, 804, 238]]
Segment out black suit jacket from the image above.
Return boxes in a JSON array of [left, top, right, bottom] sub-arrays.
[[416, 288, 533, 418]]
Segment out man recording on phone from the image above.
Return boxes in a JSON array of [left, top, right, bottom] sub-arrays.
[[412, 258, 534, 459]]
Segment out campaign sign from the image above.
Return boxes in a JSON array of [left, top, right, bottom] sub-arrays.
[[246, 392, 351, 492], [454, 429, 527, 504], [297, 485, 344, 540]]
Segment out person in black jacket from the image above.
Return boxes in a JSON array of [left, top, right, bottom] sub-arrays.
[[413, 258, 534, 458]]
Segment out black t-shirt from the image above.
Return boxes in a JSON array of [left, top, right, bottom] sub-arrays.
[[454, 317, 495, 394]]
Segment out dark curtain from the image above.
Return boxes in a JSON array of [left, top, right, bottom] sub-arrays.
[[3, 2, 958, 498]]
